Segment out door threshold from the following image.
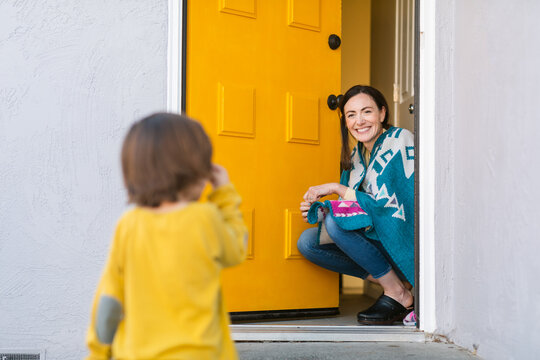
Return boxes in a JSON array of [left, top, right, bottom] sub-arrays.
[[230, 324, 425, 342]]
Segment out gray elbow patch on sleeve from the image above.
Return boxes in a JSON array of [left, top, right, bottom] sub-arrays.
[[96, 295, 123, 344]]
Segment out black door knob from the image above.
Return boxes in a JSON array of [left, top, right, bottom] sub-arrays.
[[328, 34, 341, 50], [408, 104, 415, 114], [327, 94, 343, 110], [337, 94, 343, 106]]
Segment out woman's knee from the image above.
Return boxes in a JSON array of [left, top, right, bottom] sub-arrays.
[[297, 227, 319, 256], [323, 215, 344, 241]]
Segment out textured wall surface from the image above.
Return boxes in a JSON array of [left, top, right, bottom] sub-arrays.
[[0, 1, 167, 358], [433, 0, 456, 337], [435, 1, 540, 359]]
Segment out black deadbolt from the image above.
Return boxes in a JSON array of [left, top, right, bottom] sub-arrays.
[[327, 94, 343, 110], [328, 34, 341, 50]]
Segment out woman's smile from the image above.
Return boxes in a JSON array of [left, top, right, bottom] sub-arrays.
[[350, 126, 373, 139], [355, 127, 372, 133]]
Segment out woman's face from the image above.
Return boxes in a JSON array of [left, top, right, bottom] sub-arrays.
[[344, 93, 386, 150]]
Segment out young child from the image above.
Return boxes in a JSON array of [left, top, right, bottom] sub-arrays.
[[85, 113, 247, 360]]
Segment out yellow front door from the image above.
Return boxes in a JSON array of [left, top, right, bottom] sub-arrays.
[[187, 0, 341, 312]]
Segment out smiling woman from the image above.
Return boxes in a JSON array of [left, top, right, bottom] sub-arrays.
[[298, 85, 415, 326]]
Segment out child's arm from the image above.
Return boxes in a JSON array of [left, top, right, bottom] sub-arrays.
[[85, 225, 125, 360], [208, 165, 248, 267]]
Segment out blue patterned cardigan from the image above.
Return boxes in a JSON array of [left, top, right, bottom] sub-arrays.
[[308, 127, 415, 286]]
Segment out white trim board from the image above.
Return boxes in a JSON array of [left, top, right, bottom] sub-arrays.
[[167, 0, 182, 113], [231, 325, 425, 342], [418, 0, 437, 333]]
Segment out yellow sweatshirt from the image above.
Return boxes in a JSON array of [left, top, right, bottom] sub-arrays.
[[85, 184, 247, 360]]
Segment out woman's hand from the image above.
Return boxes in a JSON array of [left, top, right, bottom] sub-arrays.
[[300, 201, 312, 223], [210, 164, 230, 189], [301, 183, 338, 223], [301, 183, 348, 222], [303, 183, 341, 203]]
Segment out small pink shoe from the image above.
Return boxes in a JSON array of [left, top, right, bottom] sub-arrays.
[[403, 310, 416, 326]]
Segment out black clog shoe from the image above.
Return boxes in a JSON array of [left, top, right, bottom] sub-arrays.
[[357, 294, 413, 325]]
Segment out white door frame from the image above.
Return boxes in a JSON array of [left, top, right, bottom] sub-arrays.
[[417, 0, 436, 333], [167, 0, 183, 114], [166, 0, 439, 334]]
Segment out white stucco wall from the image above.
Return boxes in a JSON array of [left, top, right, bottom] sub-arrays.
[[433, 1, 540, 358], [3, 0, 540, 358], [0, 1, 167, 358]]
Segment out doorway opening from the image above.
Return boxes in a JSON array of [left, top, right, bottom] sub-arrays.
[[338, 0, 418, 328], [172, 0, 420, 333], [242, 0, 417, 329]]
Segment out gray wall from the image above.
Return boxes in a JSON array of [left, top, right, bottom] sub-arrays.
[[0, 1, 167, 358], [435, 1, 540, 358]]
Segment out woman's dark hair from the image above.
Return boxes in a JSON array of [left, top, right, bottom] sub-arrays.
[[338, 85, 391, 171], [121, 113, 212, 207]]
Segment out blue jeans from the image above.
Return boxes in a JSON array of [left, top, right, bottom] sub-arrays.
[[297, 216, 399, 280]]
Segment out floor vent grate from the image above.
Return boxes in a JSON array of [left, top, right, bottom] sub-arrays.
[[0, 353, 42, 360]]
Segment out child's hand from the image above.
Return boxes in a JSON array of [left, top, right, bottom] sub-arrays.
[[210, 164, 230, 188]]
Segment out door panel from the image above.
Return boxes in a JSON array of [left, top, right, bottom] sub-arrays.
[[394, 0, 415, 132], [187, 0, 341, 312]]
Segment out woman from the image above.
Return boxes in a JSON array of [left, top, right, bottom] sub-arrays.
[[297, 85, 415, 325]]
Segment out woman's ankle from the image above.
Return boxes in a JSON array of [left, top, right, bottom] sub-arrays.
[[384, 288, 413, 308]]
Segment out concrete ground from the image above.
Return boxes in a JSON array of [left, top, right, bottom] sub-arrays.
[[236, 342, 479, 360], [235, 294, 479, 359]]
